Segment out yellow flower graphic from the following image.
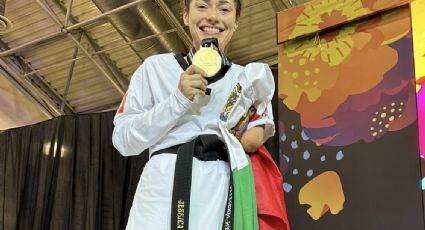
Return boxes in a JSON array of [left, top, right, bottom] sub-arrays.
[[288, 0, 371, 42], [279, 6, 411, 120]]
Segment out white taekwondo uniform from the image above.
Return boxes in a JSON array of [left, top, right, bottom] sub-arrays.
[[112, 53, 274, 230]]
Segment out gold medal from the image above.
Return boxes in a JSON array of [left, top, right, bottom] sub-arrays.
[[192, 46, 222, 77]]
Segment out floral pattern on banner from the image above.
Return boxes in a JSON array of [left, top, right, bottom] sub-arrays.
[[287, 0, 370, 42], [280, 0, 410, 42], [279, 6, 415, 146], [412, 0, 425, 158]]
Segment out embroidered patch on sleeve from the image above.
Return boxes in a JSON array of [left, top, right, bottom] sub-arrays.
[[117, 93, 128, 114]]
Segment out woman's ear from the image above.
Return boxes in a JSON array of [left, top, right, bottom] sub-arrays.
[[183, 11, 189, 26]]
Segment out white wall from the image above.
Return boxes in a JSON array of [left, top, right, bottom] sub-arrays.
[[0, 75, 49, 130]]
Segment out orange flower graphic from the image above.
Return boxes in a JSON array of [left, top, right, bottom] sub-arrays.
[[279, 6, 411, 126]]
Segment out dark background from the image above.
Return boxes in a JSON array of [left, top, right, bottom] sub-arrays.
[[0, 98, 281, 230], [279, 101, 425, 230]]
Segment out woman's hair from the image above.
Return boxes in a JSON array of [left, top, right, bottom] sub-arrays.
[[183, 0, 242, 19]]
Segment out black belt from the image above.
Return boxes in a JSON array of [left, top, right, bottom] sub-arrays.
[[151, 140, 228, 162], [152, 135, 233, 230]]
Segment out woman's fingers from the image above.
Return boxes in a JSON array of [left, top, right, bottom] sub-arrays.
[[188, 76, 207, 91], [186, 65, 208, 77], [179, 66, 209, 100], [182, 75, 207, 90]]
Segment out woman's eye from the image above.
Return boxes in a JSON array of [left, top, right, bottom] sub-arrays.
[[219, 6, 232, 13], [197, 4, 207, 10]]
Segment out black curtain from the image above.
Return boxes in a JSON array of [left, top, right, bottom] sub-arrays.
[[0, 106, 280, 230], [0, 112, 149, 230]]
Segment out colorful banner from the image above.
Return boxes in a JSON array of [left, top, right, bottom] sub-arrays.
[[411, 0, 425, 220], [412, 0, 424, 158], [277, 0, 424, 229]]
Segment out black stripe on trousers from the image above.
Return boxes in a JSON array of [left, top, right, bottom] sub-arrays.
[[159, 135, 233, 230]]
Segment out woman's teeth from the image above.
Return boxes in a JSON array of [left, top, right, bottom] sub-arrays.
[[202, 27, 220, 33]]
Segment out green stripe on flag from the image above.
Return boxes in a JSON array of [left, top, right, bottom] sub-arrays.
[[233, 155, 258, 230]]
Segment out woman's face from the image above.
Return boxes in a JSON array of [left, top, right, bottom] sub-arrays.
[[183, 0, 239, 51]]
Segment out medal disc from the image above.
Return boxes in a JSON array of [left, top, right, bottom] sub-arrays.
[[192, 47, 222, 77]]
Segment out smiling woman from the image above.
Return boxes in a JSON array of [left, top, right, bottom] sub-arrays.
[[183, 0, 241, 51], [112, 0, 279, 230]]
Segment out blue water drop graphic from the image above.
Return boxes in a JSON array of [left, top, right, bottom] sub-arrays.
[[291, 141, 298, 149], [293, 169, 298, 175], [281, 133, 287, 142], [320, 155, 326, 162], [301, 130, 310, 141], [307, 169, 313, 177], [336, 150, 344, 161], [283, 154, 290, 163], [303, 150, 310, 160], [422, 178, 425, 190], [283, 183, 292, 192], [291, 125, 295, 130]]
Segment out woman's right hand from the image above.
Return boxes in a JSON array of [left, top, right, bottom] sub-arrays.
[[179, 65, 208, 100]]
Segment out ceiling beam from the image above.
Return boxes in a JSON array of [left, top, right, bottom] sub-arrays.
[[66, 33, 126, 95], [268, 0, 283, 12], [0, 0, 148, 57], [21, 28, 176, 78], [52, 0, 145, 63], [0, 65, 55, 118], [0, 40, 75, 116], [61, 32, 82, 112], [84, 34, 130, 90], [35, 0, 126, 96], [282, 0, 297, 8], [78, 100, 122, 114], [155, 0, 193, 49], [64, 0, 74, 27]]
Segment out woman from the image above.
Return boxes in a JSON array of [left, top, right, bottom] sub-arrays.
[[112, 0, 275, 229]]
